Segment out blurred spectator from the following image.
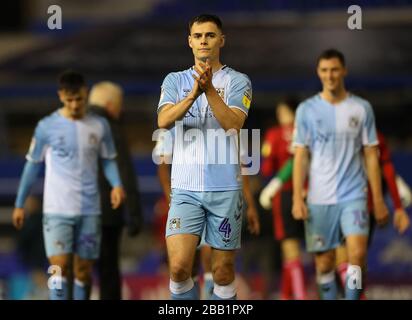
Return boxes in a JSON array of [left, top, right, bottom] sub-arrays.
[[89, 81, 143, 300]]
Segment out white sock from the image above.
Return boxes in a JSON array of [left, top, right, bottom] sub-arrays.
[[170, 278, 194, 295], [213, 281, 236, 299]]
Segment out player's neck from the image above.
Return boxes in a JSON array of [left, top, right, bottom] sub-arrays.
[[59, 107, 84, 120], [321, 87, 348, 105], [195, 58, 223, 73]]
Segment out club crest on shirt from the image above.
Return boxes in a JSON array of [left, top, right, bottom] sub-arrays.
[[89, 133, 98, 145], [216, 87, 225, 100], [169, 218, 181, 231], [313, 235, 325, 249], [349, 116, 359, 128], [182, 89, 191, 98]]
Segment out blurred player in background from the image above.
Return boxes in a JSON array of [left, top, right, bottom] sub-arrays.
[[335, 130, 410, 298], [156, 13, 253, 300], [89, 82, 143, 300], [12, 71, 125, 300], [292, 49, 389, 300], [259, 98, 307, 300]]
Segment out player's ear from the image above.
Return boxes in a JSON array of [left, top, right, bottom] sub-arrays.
[[57, 90, 64, 103], [316, 65, 322, 78], [220, 34, 225, 48], [188, 35, 193, 48]]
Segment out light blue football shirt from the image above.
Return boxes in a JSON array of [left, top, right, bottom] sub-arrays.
[[27, 110, 117, 216], [157, 65, 252, 192], [293, 93, 378, 205]]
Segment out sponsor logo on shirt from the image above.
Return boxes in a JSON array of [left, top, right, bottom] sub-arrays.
[[349, 116, 359, 128], [89, 133, 98, 145], [216, 87, 225, 100]]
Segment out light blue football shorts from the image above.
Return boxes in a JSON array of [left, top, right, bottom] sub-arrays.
[[166, 188, 244, 250], [43, 214, 101, 259], [305, 199, 369, 253]]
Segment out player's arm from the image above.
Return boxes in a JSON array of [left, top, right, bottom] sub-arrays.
[[203, 86, 246, 131], [13, 122, 47, 230], [292, 147, 309, 220], [12, 161, 42, 230], [101, 158, 125, 209], [242, 175, 260, 235], [158, 162, 172, 204], [100, 118, 125, 209], [378, 135, 410, 233], [157, 74, 202, 129], [194, 60, 249, 131], [364, 146, 389, 227]]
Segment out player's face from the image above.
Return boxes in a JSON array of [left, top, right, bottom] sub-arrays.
[[276, 104, 295, 126], [58, 87, 88, 119], [317, 58, 347, 92], [188, 22, 225, 63]]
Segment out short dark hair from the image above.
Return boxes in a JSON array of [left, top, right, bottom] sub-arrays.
[[317, 49, 345, 67], [58, 70, 86, 92], [189, 14, 223, 34]]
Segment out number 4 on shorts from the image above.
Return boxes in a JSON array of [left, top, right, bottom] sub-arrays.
[[219, 218, 231, 239]]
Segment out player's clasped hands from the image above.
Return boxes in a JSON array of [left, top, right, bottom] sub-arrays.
[[192, 59, 213, 93]]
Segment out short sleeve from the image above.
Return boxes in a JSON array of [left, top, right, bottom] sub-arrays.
[[292, 104, 310, 147], [99, 118, 117, 159], [158, 73, 179, 112], [227, 73, 252, 115], [362, 102, 378, 146], [26, 121, 48, 163]]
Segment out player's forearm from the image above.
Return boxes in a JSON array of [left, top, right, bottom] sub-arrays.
[[364, 147, 385, 203], [157, 163, 171, 201], [15, 161, 42, 208], [382, 162, 403, 210], [102, 158, 122, 188], [157, 95, 197, 128], [242, 175, 257, 211], [293, 148, 308, 201], [205, 89, 244, 131]]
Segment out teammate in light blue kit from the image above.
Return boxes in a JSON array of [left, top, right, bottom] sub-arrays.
[[292, 49, 389, 300], [12, 71, 125, 300], [157, 14, 253, 300]]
